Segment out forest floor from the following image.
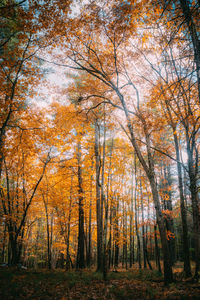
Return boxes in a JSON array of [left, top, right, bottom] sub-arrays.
[[0, 265, 200, 299]]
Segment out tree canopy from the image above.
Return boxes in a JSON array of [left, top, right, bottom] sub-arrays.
[[0, 0, 200, 291]]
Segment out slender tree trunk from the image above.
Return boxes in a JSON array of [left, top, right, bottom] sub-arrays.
[[108, 177, 113, 270], [105, 138, 114, 273], [66, 173, 73, 270], [187, 142, 200, 279], [1, 224, 6, 263], [108, 222, 112, 269], [95, 119, 102, 271], [140, 177, 147, 269], [125, 210, 128, 269], [140, 179, 152, 270], [76, 141, 85, 269], [130, 165, 134, 268], [150, 176, 173, 282], [134, 157, 141, 269], [118, 90, 173, 283], [103, 185, 108, 280], [114, 198, 119, 269], [161, 164, 176, 266], [154, 224, 162, 274], [147, 189, 153, 263], [43, 195, 51, 270], [164, 101, 191, 276], [102, 115, 109, 280], [87, 167, 93, 268]]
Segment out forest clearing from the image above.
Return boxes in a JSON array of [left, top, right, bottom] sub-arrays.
[[0, 0, 200, 299]]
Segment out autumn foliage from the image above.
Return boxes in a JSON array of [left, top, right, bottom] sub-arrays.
[[0, 0, 200, 294]]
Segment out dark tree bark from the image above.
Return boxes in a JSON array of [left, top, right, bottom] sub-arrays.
[[160, 164, 176, 267], [162, 100, 191, 276], [129, 165, 134, 268], [140, 177, 147, 269], [154, 224, 162, 274], [2, 154, 50, 266], [186, 138, 200, 279], [76, 141, 85, 269], [86, 165, 93, 268], [114, 198, 119, 269], [134, 157, 141, 269], [43, 195, 52, 270], [179, 0, 200, 104], [95, 119, 103, 271], [66, 173, 73, 270], [174, 133, 192, 276], [140, 178, 152, 270], [117, 89, 173, 283]]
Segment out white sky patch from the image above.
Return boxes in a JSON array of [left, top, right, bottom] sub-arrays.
[[181, 150, 188, 164], [31, 59, 74, 110]]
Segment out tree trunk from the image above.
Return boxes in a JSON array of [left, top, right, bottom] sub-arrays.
[[114, 198, 119, 269], [66, 173, 73, 270], [179, 0, 200, 104], [130, 165, 134, 268], [160, 164, 176, 266], [76, 141, 85, 269], [140, 178, 152, 270], [187, 142, 200, 279], [134, 157, 141, 269], [95, 119, 103, 271], [43, 195, 52, 270], [154, 224, 162, 274], [163, 98, 191, 276], [87, 167, 93, 268], [117, 89, 173, 283], [140, 177, 147, 269], [150, 176, 173, 283]]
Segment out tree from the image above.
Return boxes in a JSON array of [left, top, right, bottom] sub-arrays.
[[0, 117, 52, 265], [53, 2, 174, 282]]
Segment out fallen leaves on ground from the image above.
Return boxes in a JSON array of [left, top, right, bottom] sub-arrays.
[[0, 268, 199, 299]]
